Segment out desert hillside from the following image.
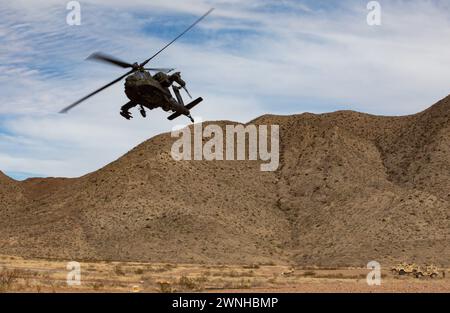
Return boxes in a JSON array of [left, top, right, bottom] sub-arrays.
[[1, 96, 449, 267]]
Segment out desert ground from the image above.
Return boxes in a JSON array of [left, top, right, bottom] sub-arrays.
[[0, 255, 448, 293]]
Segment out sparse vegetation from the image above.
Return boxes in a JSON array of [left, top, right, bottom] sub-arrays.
[[165, 263, 177, 270], [177, 275, 205, 291], [217, 270, 255, 278], [302, 270, 316, 277], [315, 273, 344, 279], [157, 281, 174, 293], [114, 265, 125, 276], [91, 282, 104, 291], [259, 262, 276, 266], [0, 269, 21, 292], [235, 279, 252, 289], [0, 256, 447, 292], [145, 264, 176, 273]]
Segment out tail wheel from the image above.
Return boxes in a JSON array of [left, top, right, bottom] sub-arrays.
[[139, 106, 147, 118]]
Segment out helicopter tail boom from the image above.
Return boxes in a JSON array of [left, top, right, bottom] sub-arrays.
[[167, 97, 203, 121]]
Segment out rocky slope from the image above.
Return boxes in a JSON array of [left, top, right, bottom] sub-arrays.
[[1, 96, 449, 267]]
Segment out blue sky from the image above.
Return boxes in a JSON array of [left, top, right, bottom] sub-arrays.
[[1, 0, 450, 179]]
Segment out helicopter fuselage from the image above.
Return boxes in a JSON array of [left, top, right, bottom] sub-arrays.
[[124, 71, 175, 111]]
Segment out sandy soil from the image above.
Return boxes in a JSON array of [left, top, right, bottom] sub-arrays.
[[0, 255, 448, 293]]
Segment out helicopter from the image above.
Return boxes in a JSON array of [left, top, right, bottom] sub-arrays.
[[59, 8, 214, 123]]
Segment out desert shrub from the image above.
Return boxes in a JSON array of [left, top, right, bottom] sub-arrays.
[[158, 281, 174, 293], [316, 273, 344, 279], [178, 275, 204, 291], [235, 279, 252, 289], [225, 270, 239, 277], [0, 269, 21, 292], [302, 270, 316, 277], [178, 275, 198, 290], [91, 282, 104, 291], [114, 265, 125, 276], [165, 263, 177, 270], [202, 271, 211, 277], [259, 262, 276, 266]]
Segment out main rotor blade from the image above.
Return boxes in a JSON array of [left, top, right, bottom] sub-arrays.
[[144, 67, 175, 73], [87, 52, 134, 68], [59, 69, 134, 113], [140, 8, 214, 67]]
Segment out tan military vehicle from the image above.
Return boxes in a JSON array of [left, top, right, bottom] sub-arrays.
[[392, 263, 440, 278], [391, 263, 419, 276], [414, 265, 439, 278]]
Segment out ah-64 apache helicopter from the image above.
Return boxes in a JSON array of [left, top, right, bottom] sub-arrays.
[[59, 9, 214, 123]]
